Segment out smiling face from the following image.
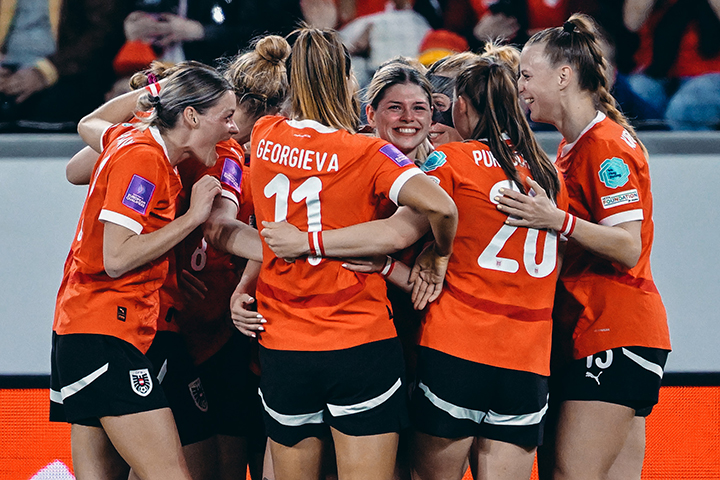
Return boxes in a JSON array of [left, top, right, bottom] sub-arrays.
[[366, 82, 432, 157], [518, 43, 562, 126], [191, 90, 239, 166]]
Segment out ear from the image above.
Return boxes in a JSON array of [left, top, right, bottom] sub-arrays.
[[365, 104, 376, 128], [455, 95, 468, 117], [558, 66, 572, 89], [183, 106, 199, 127]]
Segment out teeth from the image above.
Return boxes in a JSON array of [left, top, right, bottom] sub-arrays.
[[428, 132, 439, 138], [397, 128, 417, 134], [524, 98, 534, 104]]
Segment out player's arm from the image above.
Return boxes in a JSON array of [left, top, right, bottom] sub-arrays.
[[203, 195, 263, 262], [260, 206, 429, 260], [104, 175, 221, 278], [497, 176, 642, 269], [230, 260, 263, 337], [78, 88, 149, 152], [66, 146, 100, 185]]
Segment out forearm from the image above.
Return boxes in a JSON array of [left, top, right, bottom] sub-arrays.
[[103, 212, 203, 278], [66, 146, 100, 185], [566, 218, 642, 270], [203, 198, 263, 262], [236, 259, 261, 294], [384, 258, 413, 294], [78, 88, 145, 152]]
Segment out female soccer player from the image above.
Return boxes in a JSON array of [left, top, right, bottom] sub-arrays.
[[497, 14, 671, 480], [248, 27, 457, 480], [51, 64, 237, 479]]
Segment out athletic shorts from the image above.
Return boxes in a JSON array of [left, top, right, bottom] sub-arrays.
[[50, 332, 168, 426], [258, 338, 409, 447], [412, 347, 549, 447], [553, 346, 669, 417], [198, 332, 265, 446], [145, 331, 213, 445]]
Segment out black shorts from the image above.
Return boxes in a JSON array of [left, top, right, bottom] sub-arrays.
[[198, 332, 265, 446], [553, 346, 669, 417], [50, 332, 168, 426], [145, 331, 213, 445], [259, 338, 409, 447], [412, 347, 549, 447]]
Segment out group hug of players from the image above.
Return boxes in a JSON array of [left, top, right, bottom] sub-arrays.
[[49, 12, 671, 480]]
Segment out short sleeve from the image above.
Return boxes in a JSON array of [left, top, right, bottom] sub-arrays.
[[98, 145, 169, 234], [365, 141, 423, 205], [577, 141, 645, 227], [420, 148, 456, 197]]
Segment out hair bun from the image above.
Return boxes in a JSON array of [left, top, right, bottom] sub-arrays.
[[256, 35, 291, 65]]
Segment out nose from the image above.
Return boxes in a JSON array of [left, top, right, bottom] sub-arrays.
[[229, 119, 239, 134]]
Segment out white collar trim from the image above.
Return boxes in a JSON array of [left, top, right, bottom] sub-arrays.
[[560, 111, 606, 158], [286, 119, 339, 134], [149, 126, 171, 164]]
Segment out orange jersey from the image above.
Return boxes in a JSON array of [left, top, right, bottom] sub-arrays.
[[555, 112, 671, 360], [174, 139, 250, 362], [418, 140, 566, 375], [250, 116, 423, 352], [53, 125, 182, 353]]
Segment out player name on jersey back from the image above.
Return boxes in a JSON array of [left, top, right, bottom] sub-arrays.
[[255, 139, 340, 173]]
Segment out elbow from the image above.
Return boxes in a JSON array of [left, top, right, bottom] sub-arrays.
[[620, 247, 641, 270], [103, 255, 129, 279]]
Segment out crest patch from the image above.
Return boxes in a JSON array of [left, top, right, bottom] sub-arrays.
[[129, 368, 153, 397], [598, 157, 630, 189], [122, 175, 156, 215], [421, 151, 447, 173], [188, 378, 209, 412]]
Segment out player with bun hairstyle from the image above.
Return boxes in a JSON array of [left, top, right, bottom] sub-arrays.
[[245, 27, 457, 480], [497, 13, 671, 480], [51, 63, 237, 480]]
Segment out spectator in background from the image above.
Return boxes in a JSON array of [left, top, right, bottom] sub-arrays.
[[417, 29, 469, 67], [626, 0, 720, 130], [0, 0, 128, 131], [340, 0, 431, 87]]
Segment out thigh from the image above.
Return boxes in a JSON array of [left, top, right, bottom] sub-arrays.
[[472, 437, 536, 480], [269, 436, 324, 480], [100, 407, 192, 480], [71, 424, 129, 480], [332, 429, 399, 480], [411, 431, 472, 480], [553, 400, 635, 480], [607, 417, 645, 480]]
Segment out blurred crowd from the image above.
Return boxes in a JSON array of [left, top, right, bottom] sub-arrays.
[[1, 0, 718, 132]]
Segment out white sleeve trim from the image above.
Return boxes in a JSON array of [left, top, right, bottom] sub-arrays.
[[98, 209, 143, 234], [599, 209, 644, 227], [221, 189, 240, 207], [389, 168, 423, 205], [99, 124, 113, 151]]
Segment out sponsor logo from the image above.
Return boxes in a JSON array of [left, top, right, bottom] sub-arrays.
[[601, 189, 640, 209], [130, 369, 153, 397], [188, 378, 209, 412], [421, 151, 447, 173], [117, 306, 127, 322], [122, 175, 156, 215], [585, 371, 603, 385], [379, 144, 412, 167], [220, 158, 242, 193], [598, 157, 630, 189]]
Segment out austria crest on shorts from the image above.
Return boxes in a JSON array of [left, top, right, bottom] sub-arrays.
[[188, 378, 209, 412], [129, 368, 153, 397]]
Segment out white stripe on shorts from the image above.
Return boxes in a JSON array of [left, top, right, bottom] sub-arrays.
[[258, 388, 324, 427], [419, 382, 548, 427], [50, 363, 109, 404], [622, 348, 664, 378], [157, 359, 168, 384], [327, 378, 402, 417]]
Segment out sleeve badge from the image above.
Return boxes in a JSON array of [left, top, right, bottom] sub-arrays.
[[598, 157, 630, 189]]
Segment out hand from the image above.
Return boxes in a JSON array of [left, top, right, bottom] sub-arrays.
[[496, 176, 564, 230], [300, 0, 338, 29], [124, 11, 171, 42], [1, 68, 47, 103], [154, 14, 204, 48], [230, 287, 265, 338], [260, 221, 308, 261], [409, 242, 450, 310], [341, 255, 388, 273], [187, 175, 222, 225], [473, 13, 520, 41], [178, 269, 208, 302], [347, 23, 372, 56]]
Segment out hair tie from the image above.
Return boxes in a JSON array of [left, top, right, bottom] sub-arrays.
[[145, 73, 161, 103], [563, 21, 576, 34]]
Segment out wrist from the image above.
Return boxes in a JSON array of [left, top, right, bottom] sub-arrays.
[[560, 211, 577, 237], [308, 231, 325, 257], [380, 256, 396, 278]]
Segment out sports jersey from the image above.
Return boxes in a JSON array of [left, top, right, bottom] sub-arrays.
[[174, 139, 251, 363], [418, 140, 566, 375], [250, 116, 423, 352], [554, 112, 671, 360], [53, 124, 183, 353]]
